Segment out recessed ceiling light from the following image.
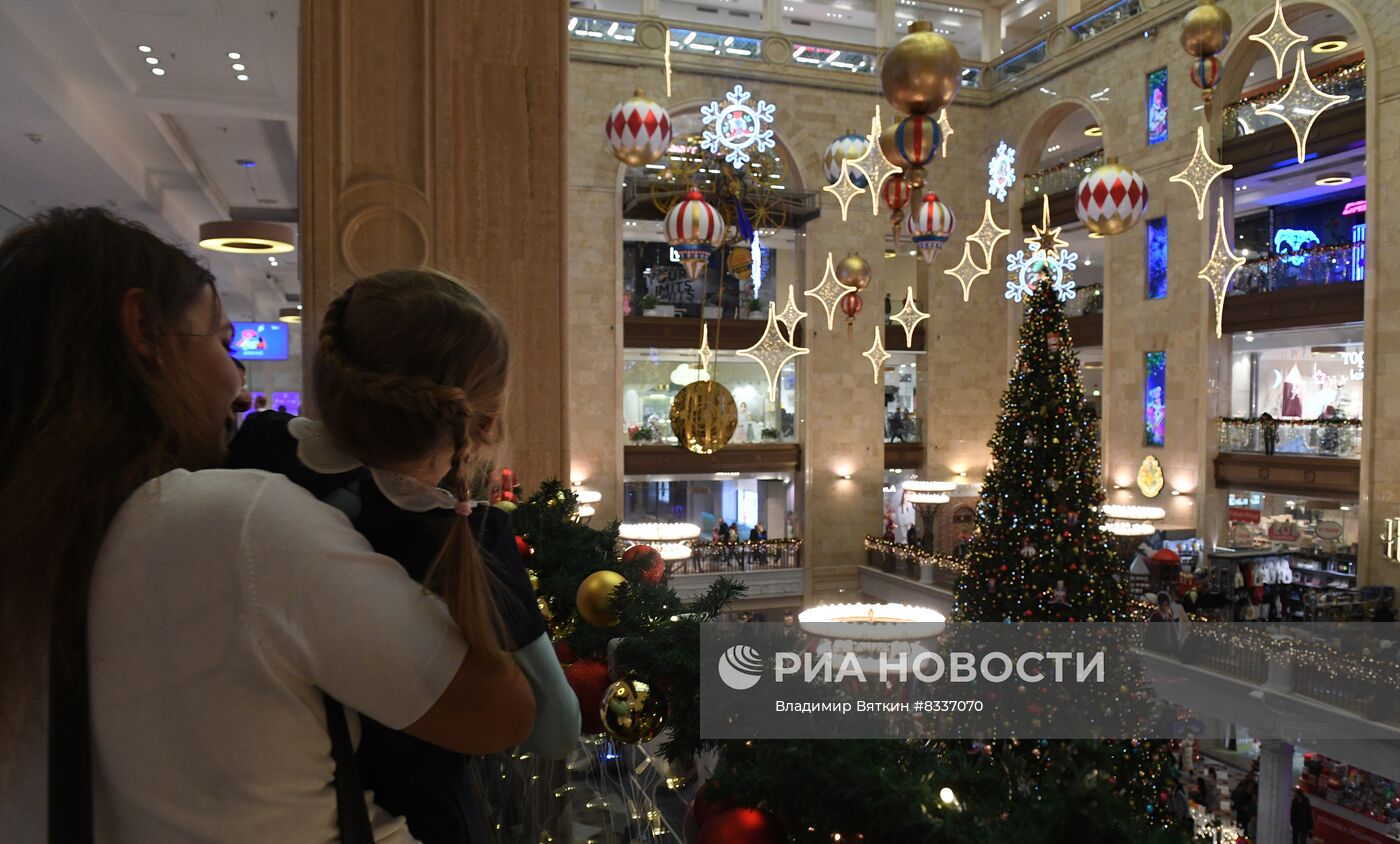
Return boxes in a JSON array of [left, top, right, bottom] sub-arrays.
[[232, 63, 245, 71], [227, 51, 241, 60], [138, 45, 152, 53], [236, 74, 249, 81], [1087, 231, 1105, 239], [1315, 172, 1352, 186], [145, 56, 159, 65], [151, 67, 166, 76], [1311, 37, 1348, 54], [1083, 124, 1102, 137]]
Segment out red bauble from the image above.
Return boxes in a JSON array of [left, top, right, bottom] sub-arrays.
[[564, 659, 611, 734], [699, 808, 786, 844], [623, 544, 666, 585], [840, 291, 863, 319], [553, 639, 577, 665], [515, 535, 532, 558]]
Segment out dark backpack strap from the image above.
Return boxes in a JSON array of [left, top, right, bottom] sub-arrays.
[[48, 609, 93, 844], [323, 693, 375, 844]]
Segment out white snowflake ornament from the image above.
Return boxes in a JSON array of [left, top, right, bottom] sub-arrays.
[[700, 84, 776, 169]]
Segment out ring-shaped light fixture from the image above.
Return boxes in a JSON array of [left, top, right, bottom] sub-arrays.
[[198, 220, 296, 254]]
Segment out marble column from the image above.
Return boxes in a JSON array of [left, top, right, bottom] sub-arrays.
[[980, 6, 1003, 61], [1255, 738, 1295, 844], [300, 0, 570, 488]]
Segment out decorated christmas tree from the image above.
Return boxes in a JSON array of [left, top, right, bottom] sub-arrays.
[[944, 229, 1187, 841]]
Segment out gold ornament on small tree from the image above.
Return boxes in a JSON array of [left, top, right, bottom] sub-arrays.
[[600, 675, 668, 744], [576, 570, 627, 627], [669, 380, 738, 455]]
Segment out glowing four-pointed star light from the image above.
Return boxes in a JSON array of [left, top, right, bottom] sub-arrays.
[[1199, 197, 1247, 339], [805, 252, 859, 331], [738, 303, 810, 401], [700, 84, 775, 169], [890, 286, 930, 347], [967, 199, 1010, 266], [862, 326, 891, 384], [822, 158, 866, 221], [845, 104, 901, 216], [1248, 0, 1307, 79], [938, 109, 954, 158], [1170, 125, 1232, 221], [1255, 51, 1350, 164], [944, 241, 989, 302], [775, 284, 808, 335]]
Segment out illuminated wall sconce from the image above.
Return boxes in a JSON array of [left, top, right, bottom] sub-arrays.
[[840, 473, 854, 481], [958, 471, 968, 478]]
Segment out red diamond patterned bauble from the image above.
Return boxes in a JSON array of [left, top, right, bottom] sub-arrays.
[[604, 89, 672, 167], [698, 808, 787, 844], [1074, 159, 1148, 236]]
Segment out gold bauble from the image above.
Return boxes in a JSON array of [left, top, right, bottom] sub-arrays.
[[1180, 0, 1232, 58], [835, 252, 872, 291], [537, 595, 553, 622], [576, 570, 627, 627], [727, 245, 753, 281], [878, 121, 902, 172], [548, 614, 575, 641], [528, 570, 540, 593], [599, 675, 668, 744], [880, 21, 962, 116], [669, 380, 737, 455]]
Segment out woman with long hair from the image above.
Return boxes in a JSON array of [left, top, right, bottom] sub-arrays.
[[0, 208, 534, 841]]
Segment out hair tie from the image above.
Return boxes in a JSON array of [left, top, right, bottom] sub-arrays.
[[455, 500, 474, 517]]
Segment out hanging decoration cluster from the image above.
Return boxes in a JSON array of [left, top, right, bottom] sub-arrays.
[[1179, 0, 1232, 106]]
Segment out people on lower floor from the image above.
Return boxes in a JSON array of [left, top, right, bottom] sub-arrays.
[[1290, 788, 1314, 844]]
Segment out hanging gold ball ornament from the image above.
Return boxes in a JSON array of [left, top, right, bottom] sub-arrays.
[[835, 252, 872, 291], [536, 595, 553, 622], [728, 245, 753, 281], [880, 21, 963, 116], [669, 380, 738, 455], [528, 570, 540, 593], [599, 675, 668, 744], [576, 570, 627, 627], [1180, 0, 1232, 58]]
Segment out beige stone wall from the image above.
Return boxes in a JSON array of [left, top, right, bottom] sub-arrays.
[[568, 0, 1400, 594]]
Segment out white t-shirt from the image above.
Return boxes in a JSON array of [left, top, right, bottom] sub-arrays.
[[0, 469, 468, 842]]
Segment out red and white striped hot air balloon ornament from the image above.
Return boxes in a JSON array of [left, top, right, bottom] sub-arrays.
[[664, 188, 727, 281]]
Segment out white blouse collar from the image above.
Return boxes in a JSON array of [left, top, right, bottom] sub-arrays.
[[287, 417, 459, 513]]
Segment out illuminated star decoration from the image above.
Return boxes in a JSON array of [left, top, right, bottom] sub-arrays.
[[846, 104, 901, 216], [890, 285, 930, 347], [967, 199, 1011, 265], [805, 252, 859, 330], [738, 303, 810, 401], [1170, 125, 1232, 221], [1026, 194, 1067, 255], [697, 323, 714, 373], [1199, 197, 1247, 339], [937, 109, 954, 158], [1255, 51, 1350, 164], [1248, 0, 1307, 79], [862, 326, 890, 384], [822, 159, 866, 222], [944, 241, 989, 302], [775, 283, 808, 335]]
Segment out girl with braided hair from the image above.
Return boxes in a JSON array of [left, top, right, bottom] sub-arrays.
[[229, 269, 579, 844], [0, 209, 534, 842]]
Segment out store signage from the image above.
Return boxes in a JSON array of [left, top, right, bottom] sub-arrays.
[[1315, 520, 1343, 541], [1312, 805, 1392, 844], [1342, 200, 1366, 216], [1229, 524, 1253, 546], [1267, 520, 1302, 543], [1228, 507, 1261, 524]]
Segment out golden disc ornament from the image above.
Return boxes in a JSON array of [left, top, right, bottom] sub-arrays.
[[577, 570, 627, 627], [728, 245, 753, 281], [1180, 0, 1232, 58], [600, 675, 668, 745], [880, 21, 962, 116], [835, 252, 873, 291], [669, 380, 738, 455]]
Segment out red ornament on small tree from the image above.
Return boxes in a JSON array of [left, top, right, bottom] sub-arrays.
[[698, 807, 787, 844], [622, 544, 666, 585], [563, 658, 611, 734]]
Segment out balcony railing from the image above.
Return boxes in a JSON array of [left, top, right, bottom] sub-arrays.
[[1225, 59, 1365, 141], [885, 413, 922, 444], [864, 537, 967, 589], [995, 40, 1048, 82], [676, 539, 802, 574], [1228, 244, 1363, 295], [1218, 417, 1361, 459], [568, 15, 639, 45], [1024, 149, 1105, 198], [1069, 0, 1144, 44]]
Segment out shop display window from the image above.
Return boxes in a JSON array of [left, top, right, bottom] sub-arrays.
[[623, 472, 794, 540], [623, 349, 798, 445], [1299, 754, 1400, 828], [1230, 189, 1366, 295], [884, 352, 920, 443]]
